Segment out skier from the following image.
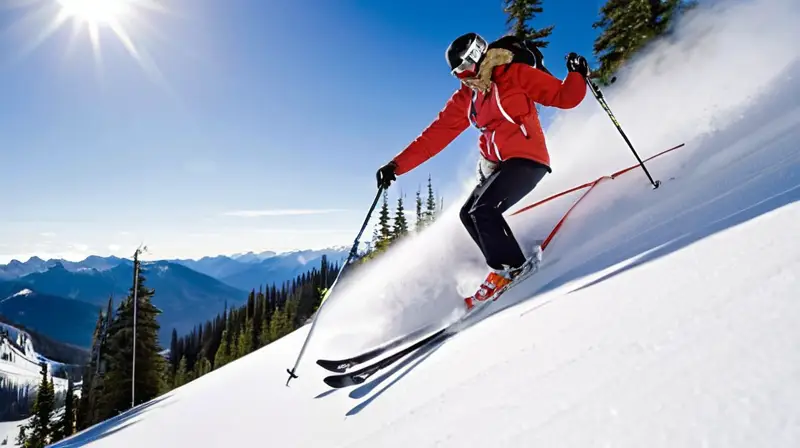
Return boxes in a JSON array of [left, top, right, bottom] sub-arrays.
[[375, 32, 590, 306]]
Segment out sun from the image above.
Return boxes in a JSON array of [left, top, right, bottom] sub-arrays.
[[6, 0, 170, 88], [56, 0, 132, 26]]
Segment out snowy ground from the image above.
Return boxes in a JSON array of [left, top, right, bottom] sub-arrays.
[[49, 0, 800, 446], [1, 314, 71, 448], [1, 320, 70, 390], [0, 419, 26, 446]]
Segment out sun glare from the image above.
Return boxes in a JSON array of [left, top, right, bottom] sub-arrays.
[[57, 0, 131, 26], [7, 0, 170, 89]]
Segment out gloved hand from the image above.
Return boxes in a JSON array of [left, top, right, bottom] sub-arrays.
[[566, 52, 589, 77], [376, 161, 397, 189]]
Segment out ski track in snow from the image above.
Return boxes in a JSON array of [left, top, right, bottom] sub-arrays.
[[51, 0, 800, 446]]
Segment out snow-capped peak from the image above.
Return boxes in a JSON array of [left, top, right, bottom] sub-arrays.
[[13, 289, 33, 298], [1, 289, 33, 304]]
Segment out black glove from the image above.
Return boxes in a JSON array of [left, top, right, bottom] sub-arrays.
[[376, 161, 397, 189], [566, 52, 589, 77]]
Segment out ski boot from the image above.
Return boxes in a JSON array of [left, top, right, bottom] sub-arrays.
[[463, 243, 543, 311]]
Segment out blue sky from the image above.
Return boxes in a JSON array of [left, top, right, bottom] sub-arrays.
[[0, 0, 604, 262]]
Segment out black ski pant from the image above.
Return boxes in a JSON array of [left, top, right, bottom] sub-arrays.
[[459, 157, 549, 271]]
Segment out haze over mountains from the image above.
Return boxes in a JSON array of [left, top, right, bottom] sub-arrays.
[[167, 247, 348, 290], [0, 247, 348, 349]]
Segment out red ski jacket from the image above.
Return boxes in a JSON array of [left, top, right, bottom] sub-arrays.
[[392, 63, 587, 175]]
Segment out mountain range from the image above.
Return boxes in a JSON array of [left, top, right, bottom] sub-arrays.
[[0, 248, 349, 291], [0, 247, 349, 349], [166, 247, 348, 290], [0, 255, 125, 280]]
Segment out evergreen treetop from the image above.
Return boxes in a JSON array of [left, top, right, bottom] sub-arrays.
[[375, 190, 392, 252], [592, 0, 697, 84], [391, 194, 409, 241], [415, 189, 424, 233], [503, 0, 554, 47]]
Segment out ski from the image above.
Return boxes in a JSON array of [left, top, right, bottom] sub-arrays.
[[322, 259, 542, 388], [321, 298, 498, 388], [316, 322, 442, 373], [323, 326, 452, 388]]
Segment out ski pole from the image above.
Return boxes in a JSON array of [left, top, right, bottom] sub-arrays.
[[583, 75, 661, 189], [285, 186, 384, 386]]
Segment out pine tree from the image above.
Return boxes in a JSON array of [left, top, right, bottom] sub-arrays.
[[415, 188, 424, 232], [75, 308, 105, 430], [269, 306, 293, 342], [173, 356, 188, 387], [193, 357, 212, 378], [236, 321, 254, 358], [258, 319, 271, 346], [81, 296, 115, 426], [375, 189, 393, 252], [251, 292, 263, 349], [158, 365, 173, 395], [168, 329, 179, 375], [56, 376, 75, 441], [391, 194, 409, 241], [99, 254, 165, 420], [423, 175, 438, 226], [503, 0, 554, 47], [213, 328, 231, 369], [592, 0, 696, 84], [22, 363, 55, 447]]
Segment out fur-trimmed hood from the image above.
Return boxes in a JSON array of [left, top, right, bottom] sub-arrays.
[[460, 48, 514, 93]]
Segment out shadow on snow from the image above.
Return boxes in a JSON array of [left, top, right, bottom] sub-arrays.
[[49, 394, 176, 447]]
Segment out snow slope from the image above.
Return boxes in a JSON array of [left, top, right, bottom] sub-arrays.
[[0, 321, 69, 391], [0, 322, 71, 447], [51, 0, 800, 446], [0, 420, 24, 446]]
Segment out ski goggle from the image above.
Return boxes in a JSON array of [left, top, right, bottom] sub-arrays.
[[451, 34, 488, 77]]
